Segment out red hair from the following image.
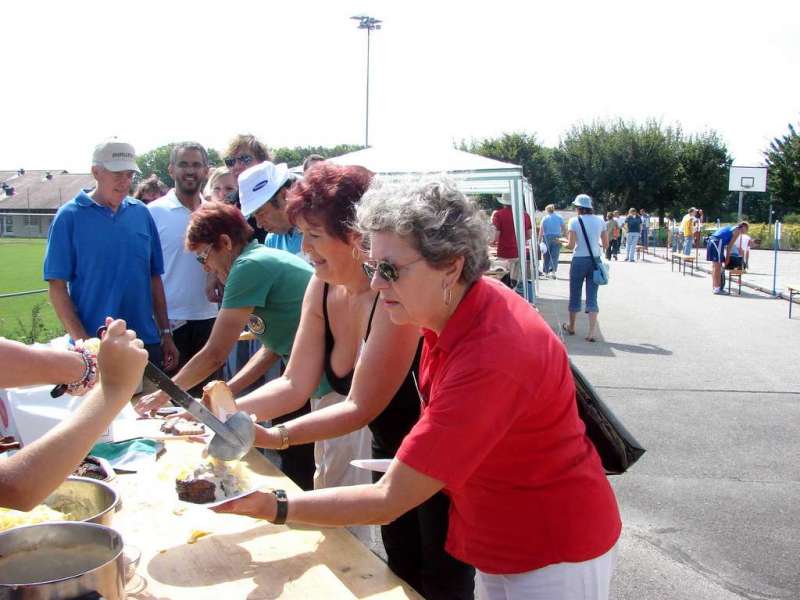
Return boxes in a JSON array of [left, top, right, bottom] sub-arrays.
[[185, 201, 254, 250], [286, 163, 373, 242]]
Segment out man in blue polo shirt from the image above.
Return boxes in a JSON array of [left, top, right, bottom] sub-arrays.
[[43, 139, 178, 369]]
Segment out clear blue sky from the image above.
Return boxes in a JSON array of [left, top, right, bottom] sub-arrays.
[[2, 0, 798, 173]]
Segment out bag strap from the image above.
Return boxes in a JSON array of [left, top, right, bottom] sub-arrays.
[[577, 216, 598, 262]]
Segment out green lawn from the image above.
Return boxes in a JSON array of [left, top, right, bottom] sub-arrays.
[[0, 238, 64, 341]]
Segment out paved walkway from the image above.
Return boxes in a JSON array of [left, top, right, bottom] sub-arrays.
[[535, 255, 800, 600]]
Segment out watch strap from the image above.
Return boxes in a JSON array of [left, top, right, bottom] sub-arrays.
[[272, 489, 288, 525]]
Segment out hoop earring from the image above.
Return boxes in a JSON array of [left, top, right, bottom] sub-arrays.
[[443, 287, 453, 306], [352, 246, 360, 261]]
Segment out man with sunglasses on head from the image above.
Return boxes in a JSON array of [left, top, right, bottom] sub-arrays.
[[147, 142, 220, 391], [44, 138, 175, 371], [222, 134, 270, 243]]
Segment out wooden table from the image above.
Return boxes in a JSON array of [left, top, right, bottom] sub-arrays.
[[113, 440, 421, 599]]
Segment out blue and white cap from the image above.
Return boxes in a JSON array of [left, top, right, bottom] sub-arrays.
[[239, 161, 290, 217], [572, 194, 593, 209]]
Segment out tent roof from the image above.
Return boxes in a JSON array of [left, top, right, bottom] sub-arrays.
[[326, 145, 522, 176]]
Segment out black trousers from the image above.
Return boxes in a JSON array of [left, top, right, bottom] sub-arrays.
[[172, 318, 220, 397], [373, 471, 475, 599]]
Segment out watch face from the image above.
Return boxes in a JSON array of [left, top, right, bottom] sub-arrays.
[[247, 314, 265, 335]]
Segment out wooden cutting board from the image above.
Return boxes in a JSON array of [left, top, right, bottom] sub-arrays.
[[113, 439, 421, 599]]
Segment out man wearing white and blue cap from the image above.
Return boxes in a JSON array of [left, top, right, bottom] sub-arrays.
[[239, 161, 305, 258], [44, 139, 177, 370]]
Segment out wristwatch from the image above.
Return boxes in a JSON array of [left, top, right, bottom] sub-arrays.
[[272, 489, 288, 524], [275, 424, 290, 450], [160, 327, 172, 337]]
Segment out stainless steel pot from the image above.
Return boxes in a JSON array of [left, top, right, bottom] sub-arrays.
[[0, 522, 125, 599], [43, 476, 120, 527]]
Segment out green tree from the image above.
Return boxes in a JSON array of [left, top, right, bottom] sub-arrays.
[[136, 143, 223, 188], [764, 121, 800, 219], [459, 133, 563, 206], [272, 144, 363, 168], [674, 131, 731, 221]]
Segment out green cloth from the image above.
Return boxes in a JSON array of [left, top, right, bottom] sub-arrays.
[[223, 241, 331, 397], [90, 439, 162, 472]]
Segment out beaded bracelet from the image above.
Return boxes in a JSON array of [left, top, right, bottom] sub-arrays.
[[65, 345, 98, 397]]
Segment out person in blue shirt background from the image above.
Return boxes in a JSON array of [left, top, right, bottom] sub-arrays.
[[707, 221, 749, 294], [43, 139, 177, 369], [539, 204, 565, 278]]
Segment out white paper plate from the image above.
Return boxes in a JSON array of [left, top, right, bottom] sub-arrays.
[[189, 484, 265, 509], [350, 459, 392, 473]]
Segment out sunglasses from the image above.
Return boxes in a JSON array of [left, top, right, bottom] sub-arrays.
[[223, 154, 254, 168], [362, 257, 425, 283], [195, 244, 212, 265]]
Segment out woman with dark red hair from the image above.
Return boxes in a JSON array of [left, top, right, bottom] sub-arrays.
[[135, 201, 320, 491], [231, 163, 475, 599]]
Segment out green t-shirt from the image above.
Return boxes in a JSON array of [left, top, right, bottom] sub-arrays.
[[222, 241, 331, 396]]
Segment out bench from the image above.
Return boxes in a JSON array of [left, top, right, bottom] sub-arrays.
[[727, 269, 744, 296], [789, 283, 800, 319], [681, 255, 696, 276]]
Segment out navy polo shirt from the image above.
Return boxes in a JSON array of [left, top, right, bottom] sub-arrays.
[[43, 191, 164, 344]]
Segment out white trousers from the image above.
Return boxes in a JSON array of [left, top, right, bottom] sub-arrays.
[[310, 391, 373, 544], [476, 543, 618, 600]]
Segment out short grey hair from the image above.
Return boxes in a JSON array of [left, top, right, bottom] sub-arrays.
[[356, 175, 491, 284], [169, 142, 208, 166]]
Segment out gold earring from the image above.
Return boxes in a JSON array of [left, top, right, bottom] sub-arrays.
[[352, 246, 360, 261], [443, 287, 453, 306]]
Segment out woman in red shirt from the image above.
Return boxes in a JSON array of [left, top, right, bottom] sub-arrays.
[[214, 176, 621, 599]]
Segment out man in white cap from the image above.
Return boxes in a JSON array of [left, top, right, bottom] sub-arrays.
[[44, 138, 177, 370], [239, 161, 304, 257]]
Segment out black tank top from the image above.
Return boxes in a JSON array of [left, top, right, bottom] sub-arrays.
[[322, 283, 421, 456]]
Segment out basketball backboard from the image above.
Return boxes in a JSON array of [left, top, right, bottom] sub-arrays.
[[728, 166, 767, 192]]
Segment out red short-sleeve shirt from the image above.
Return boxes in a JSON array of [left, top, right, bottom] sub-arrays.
[[396, 277, 621, 574], [492, 207, 531, 259]]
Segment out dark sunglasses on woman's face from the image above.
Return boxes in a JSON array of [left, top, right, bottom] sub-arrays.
[[362, 257, 424, 283], [223, 154, 254, 168], [195, 244, 212, 265]]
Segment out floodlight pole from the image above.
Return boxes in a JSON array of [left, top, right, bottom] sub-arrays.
[[352, 15, 382, 147]]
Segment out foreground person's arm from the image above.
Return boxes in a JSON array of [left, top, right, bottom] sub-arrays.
[[254, 304, 420, 448], [213, 459, 443, 526], [0, 319, 147, 510], [0, 339, 86, 389]]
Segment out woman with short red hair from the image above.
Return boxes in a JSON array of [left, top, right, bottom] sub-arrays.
[[135, 201, 320, 490]]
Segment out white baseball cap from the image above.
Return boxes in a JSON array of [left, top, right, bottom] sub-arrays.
[[92, 139, 141, 173], [239, 161, 290, 217], [572, 194, 593, 209], [497, 193, 511, 205]]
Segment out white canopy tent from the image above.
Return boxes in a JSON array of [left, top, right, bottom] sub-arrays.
[[311, 145, 539, 303]]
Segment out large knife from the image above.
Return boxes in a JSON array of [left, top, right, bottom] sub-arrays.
[[143, 362, 255, 461]]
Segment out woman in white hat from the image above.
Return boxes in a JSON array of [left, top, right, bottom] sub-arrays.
[[563, 194, 608, 342]]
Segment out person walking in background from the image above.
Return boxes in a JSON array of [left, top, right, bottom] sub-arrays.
[[44, 138, 177, 371], [491, 193, 531, 288], [147, 142, 220, 392], [539, 204, 564, 278], [694, 208, 705, 248], [605, 211, 620, 261], [640, 208, 650, 249], [623, 208, 642, 262], [563, 194, 608, 342], [681, 207, 697, 255], [614, 210, 626, 252]]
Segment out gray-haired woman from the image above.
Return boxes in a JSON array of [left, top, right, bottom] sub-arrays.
[[213, 176, 621, 600]]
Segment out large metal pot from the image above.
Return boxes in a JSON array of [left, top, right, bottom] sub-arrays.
[[0, 522, 125, 599], [43, 476, 120, 527]]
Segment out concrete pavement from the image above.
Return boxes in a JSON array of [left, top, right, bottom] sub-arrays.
[[535, 252, 800, 600]]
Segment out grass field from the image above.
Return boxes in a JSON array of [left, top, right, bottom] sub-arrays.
[[0, 238, 63, 341]]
